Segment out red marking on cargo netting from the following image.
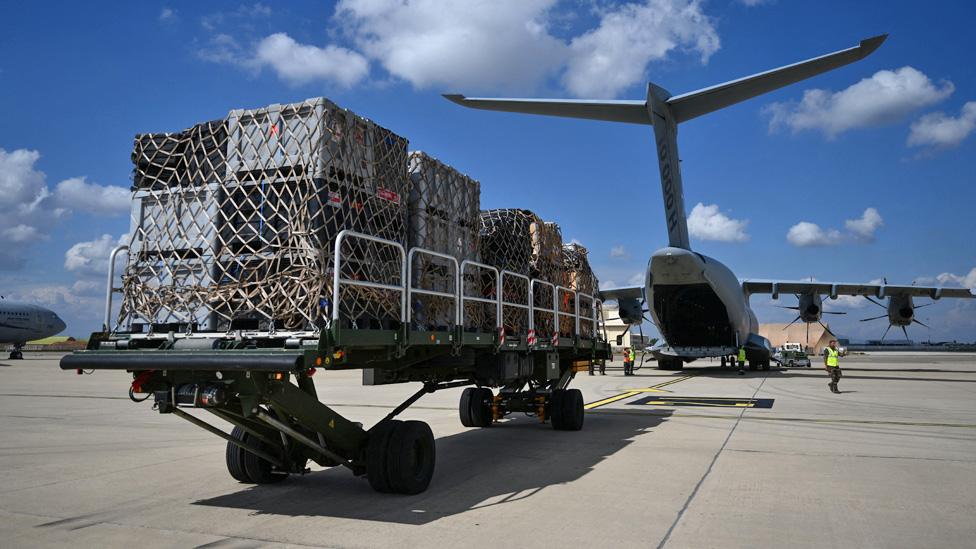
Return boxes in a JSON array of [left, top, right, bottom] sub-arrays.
[[527, 329, 536, 346], [551, 332, 559, 346], [498, 326, 505, 346], [376, 187, 400, 204]]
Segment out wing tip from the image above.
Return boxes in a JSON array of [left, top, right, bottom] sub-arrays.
[[859, 33, 888, 56], [442, 93, 467, 105]]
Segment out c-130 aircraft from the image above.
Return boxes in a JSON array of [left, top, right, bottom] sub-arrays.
[[446, 34, 974, 370]]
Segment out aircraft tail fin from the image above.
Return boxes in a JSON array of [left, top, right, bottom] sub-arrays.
[[666, 34, 887, 123]]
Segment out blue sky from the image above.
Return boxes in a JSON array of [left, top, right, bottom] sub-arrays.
[[1, 0, 974, 342]]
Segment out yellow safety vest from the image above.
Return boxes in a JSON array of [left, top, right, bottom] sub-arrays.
[[826, 347, 839, 367], [629, 350, 636, 362], [737, 348, 746, 361]]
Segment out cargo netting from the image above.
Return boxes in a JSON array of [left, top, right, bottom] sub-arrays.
[[407, 152, 480, 331], [560, 243, 600, 338], [120, 98, 409, 332], [479, 209, 564, 336]]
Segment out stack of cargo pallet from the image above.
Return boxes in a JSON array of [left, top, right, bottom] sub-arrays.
[[123, 97, 409, 332], [407, 151, 480, 330], [478, 209, 564, 337], [561, 243, 600, 337]]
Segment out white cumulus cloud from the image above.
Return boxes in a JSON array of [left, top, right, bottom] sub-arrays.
[[787, 208, 884, 247], [786, 221, 842, 247], [921, 268, 976, 289], [54, 177, 130, 215], [610, 245, 628, 258], [336, 0, 566, 93], [687, 202, 749, 242], [764, 67, 954, 138], [843, 207, 883, 241], [253, 33, 370, 87], [908, 101, 976, 148], [201, 0, 721, 97], [562, 0, 719, 97], [64, 233, 129, 278]]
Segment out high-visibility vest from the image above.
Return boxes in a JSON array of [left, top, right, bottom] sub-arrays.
[[629, 350, 636, 362], [826, 347, 839, 367], [738, 348, 746, 361]]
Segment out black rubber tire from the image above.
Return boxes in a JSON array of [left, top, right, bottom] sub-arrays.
[[748, 361, 758, 371], [366, 420, 400, 493], [549, 389, 566, 429], [385, 420, 436, 495], [470, 388, 493, 428], [559, 389, 584, 431], [459, 388, 476, 427], [241, 431, 288, 484], [225, 426, 252, 483]]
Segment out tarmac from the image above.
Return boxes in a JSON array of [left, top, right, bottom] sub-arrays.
[[1, 352, 975, 548]]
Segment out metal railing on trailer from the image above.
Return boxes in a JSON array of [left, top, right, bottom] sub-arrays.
[[97, 230, 608, 353]]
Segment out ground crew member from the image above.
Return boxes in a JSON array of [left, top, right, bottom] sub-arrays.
[[824, 339, 842, 393], [737, 346, 747, 376], [622, 347, 632, 376]]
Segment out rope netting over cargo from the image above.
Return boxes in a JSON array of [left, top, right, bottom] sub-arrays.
[[120, 98, 408, 332], [407, 152, 480, 331]]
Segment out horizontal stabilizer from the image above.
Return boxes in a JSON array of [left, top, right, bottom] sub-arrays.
[[597, 286, 645, 301], [667, 34, 887, 123], [442, 95, 650, 125]]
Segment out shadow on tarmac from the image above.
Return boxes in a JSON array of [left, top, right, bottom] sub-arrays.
[[194, 410, 671, 524]]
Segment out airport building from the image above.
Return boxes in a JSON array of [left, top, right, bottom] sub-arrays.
[[758, 323, 833, 355]]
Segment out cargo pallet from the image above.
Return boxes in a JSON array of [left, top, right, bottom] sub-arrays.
[[62, 230, 610, 494]]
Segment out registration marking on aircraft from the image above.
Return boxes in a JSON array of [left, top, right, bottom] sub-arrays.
[[630, 396, 775, 409], [584, 375, 695, 410]]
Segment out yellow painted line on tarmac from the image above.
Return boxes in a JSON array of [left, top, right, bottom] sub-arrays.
[[584, 375, 696, 410]]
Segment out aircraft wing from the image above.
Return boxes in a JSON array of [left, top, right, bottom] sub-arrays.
[[597, 286, 645, 301], [742, 280, 975, 300]]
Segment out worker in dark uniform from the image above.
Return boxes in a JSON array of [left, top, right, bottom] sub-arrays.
[[824, 339, 842, 393], [737, 346, 747, 376]]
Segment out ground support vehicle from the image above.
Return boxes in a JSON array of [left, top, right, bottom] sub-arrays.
[[61, 231, 610, 494]]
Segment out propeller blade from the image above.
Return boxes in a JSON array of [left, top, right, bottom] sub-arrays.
[[777, 306, 801, 310], [806, 322, 810, 345], [912, 318, 930, 328], [818, 320, 835, 337], [881, 324, 892, 341], [860, 314, 888, 322], [863, 296, 887, 309], [901, 325, 910, 340], [914, 303, 933, 309], [783, 315, 801, 330], [822, 311, 847, 315]]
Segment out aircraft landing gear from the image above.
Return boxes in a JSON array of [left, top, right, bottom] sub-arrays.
[[8, 350, 23, 360]]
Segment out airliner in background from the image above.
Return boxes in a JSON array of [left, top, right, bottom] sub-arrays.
[[0, 299, 67, 359]]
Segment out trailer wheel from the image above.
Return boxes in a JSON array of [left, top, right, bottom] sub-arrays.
[[242, 432, 288, 484], [225, 426, 252, 483], [386, 420, 436, 495], [470, 388, 493, 427], [762, 361, 771, 371], [459, 387, 492, 428], [366, 420, 400, 493], [459, 388, 476, 427], [551, 389, 584, 431]]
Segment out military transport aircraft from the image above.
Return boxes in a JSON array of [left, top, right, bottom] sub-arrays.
[[446, 34, 975, 370], [0, 299, 67, 359]]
